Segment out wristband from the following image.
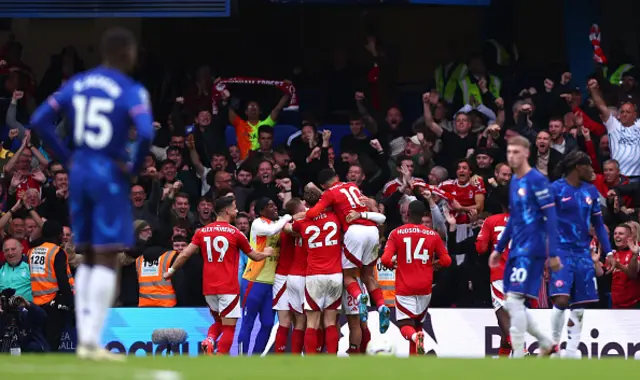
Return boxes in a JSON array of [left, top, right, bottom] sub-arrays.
[[167, 268, 175, 275], [362, 212, 368, 219]]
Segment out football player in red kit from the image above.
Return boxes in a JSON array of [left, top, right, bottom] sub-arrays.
[[306, 168, 391, 334], [381, 200, 452, 355], [293, 205, 343, 355], [165, 196, 272, 355], [475, 185, 511, 356]]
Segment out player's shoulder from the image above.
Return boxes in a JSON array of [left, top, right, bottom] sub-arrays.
[[528, 168, 550, 183], [581, 181, 599, 194]]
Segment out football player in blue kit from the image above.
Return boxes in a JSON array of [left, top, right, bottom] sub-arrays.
[[549, 151, 612, 358], [490, 136, 563, 358], [30, 27, 154, 360]]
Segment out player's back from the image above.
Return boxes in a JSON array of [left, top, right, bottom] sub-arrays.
[[325, 182, 375, 229], [552, 179, 599, 252], [296, 211, 342, 275], [508, 169, 554, 257], [63, 66, 146, 175], [387, 224, 449, 295], [476, 213, 509, 282], [195, 222, 251, 295]]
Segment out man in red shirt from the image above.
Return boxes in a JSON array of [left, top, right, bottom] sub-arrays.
[[305, 169, 390, 334], [381, 200, 451, 355], [292, 208, 343, 355], [164, 196, 272, 355], [439, 159, 486, 224], [609, 224, 640, 309], [475, 185, 511, 356]]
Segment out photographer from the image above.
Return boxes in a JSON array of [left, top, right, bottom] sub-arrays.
[[0, 289, 49, 352], [27, 220, 74, 352]]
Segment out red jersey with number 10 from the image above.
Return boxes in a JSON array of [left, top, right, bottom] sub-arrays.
[[475, 213, 510, 283], [292, 211, 342, 276], [381, 224, 451, 295], [306, 181, 376, 230], [191, 221, 252, 295]]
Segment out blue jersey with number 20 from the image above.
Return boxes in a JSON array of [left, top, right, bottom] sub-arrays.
[[30, 66, 154, 248]]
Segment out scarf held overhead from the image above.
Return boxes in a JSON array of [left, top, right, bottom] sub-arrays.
[[211, 77, 298, 115]]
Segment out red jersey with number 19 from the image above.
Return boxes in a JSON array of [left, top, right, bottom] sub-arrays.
[[306, 182, 376, 231], [381, 224, 451, 295], [292, 211, 342, 275], [191, 222, 252, 295]]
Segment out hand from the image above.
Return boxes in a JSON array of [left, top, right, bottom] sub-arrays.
[[163, 269, 174, 280], [443, 206, 456, 225], [521, 104, 532, 114], [153, 121, 162, 130], [355, 92, 365, 101], [428, 91, 439, 105], [606, 189, 617, 199], [450, 199, 462, 211], [587, 78, 599, 91], [278, 178, 292, 192], [468, 208, 479, 222], [548, 256, 563, 272], [370, 139, 383, 152], [145, 166, 158, 178], [172, 180, 183, 191], [466, 148, 475, 158], [10, 172, 22, 190], [259, 247, 275, 260], [11, 198, 23, 213], [288, 161, 296, 174], [346, 210, 361, 224], [162, 184, 173, 199], [591, 246, 601, 264], [433, 260, 441, 271], [421, 189, 432, 199], [569, 127, 578, 139], [8, 128, 19, 139], [221, 89, 231, 101], [544, 79, 554, 92], [307, 147, 321, 162], [12, 90, 23, 101], [317, 129, 331, 142], [416, 132, 425, 144], [470, 174, 481, 188], [605, 255, 617, 275], [528, 87, 538, 95], [186, 135, 195, 150], [21, 130, 31, 148], [359, 196, 377, 211], [560, 72, 572, 86], [0, 59, 5, 67], [391, 256, 398, 270], [573, 110, 584, 127], [489, 251, 502, 268], [477, 78, 488, 92], [32, 169, 46, 183], [495, 97, 504, 110], [488, 177, 498, 187], [293, 211, 306, 221], [55, 188, 67, 198], [175, 97, 184, 104], [422, 92, 432, 104]]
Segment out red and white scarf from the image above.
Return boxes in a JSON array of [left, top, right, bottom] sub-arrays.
[[211, 77, 298, 115]]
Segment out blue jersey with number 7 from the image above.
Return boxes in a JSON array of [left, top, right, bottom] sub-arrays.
[[30, 66, 154, 249]]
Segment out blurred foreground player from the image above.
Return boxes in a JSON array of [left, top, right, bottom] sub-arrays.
[[30, 27, 154, 360], [490, 136, 562, 358], [165, 196, 272, 355], [381, 201, 451, 355]]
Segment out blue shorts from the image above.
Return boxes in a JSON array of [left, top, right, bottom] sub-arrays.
[[503, 255, 546, 299], [68, 160, 133, 249], [549, 253, 598, 305]]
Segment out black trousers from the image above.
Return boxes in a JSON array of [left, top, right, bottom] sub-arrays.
[[41, 304, 69, 352]]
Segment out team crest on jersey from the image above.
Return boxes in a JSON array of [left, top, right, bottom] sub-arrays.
[[555, 280, 564, 288], [585, 196, 592, 205], [517, 188, 526, 197]]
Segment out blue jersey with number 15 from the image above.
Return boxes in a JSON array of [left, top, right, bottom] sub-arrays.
[[30, 65, 154, 175]]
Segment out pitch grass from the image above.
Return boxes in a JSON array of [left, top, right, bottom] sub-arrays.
[[0, 355, 623, 380]]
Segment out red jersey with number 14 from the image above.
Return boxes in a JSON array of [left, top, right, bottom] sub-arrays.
[[292, 211, 342, 276], [306, 181, 375, 230], [475, 213, 510, 283], [191, 221, 252, 295], [381, 224, 451, 295]]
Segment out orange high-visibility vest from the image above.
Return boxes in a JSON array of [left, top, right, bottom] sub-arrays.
[[374, 257, 395, 307], [136, 250, 178, 307], [28, 242, 75, 306]]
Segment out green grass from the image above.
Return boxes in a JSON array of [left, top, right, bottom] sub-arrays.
[[0, 355, 627, 380]]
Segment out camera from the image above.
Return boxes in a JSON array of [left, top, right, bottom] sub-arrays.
[[0, 289, 24, 353]]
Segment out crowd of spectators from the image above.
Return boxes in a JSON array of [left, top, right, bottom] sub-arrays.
[[1, 28, 640, 338]]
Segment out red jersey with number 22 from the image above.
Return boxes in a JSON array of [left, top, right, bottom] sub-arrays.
[[191, 221, 252, 295], [292, 211, 342, 276], [381, 224, 451, 295], [306, 182, 375, 231], [475, 213, 509, 283]]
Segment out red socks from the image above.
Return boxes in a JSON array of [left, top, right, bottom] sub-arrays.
[[400, 325, 417, 341], [217, 325, 235, 355], [305, 328, 318, 356], [360, 326, 371, 353], [325, 325, 339, 354], [370, 288, 385, 309], [207, 313, 222, 340], [275, 325, 289, 354], [346, 281, 362, 299], [291, 329, 305, 354], [409, 341, 417, 355], [316, 328, 325, 353]]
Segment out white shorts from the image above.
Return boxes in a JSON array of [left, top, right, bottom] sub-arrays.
[[490, 280, 505, 310], [342, 224, 379, 269], [342, 278, 369, 316], [304, 273, 343, 311], [205, 294, 241, 319], [273, 274, 289, 311], [287, 275, 306, 314], [395, 294, 431, 322]]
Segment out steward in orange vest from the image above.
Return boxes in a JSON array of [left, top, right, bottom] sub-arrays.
[[135, 249, 181, 307]]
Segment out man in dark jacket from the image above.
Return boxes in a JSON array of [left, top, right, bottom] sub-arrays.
[[0, 289, 50, 352]]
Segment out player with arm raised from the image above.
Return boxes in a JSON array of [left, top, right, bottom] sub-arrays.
[[29, 27, 154, 361], [164, 196, 271, 354], [381, 201, 451, 355], [292, 207, 343, 355], [475, 185, 512, 356], [489, 136, 562, 358], [548, 151, 613, 358], [305, 168, 391, 334]]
